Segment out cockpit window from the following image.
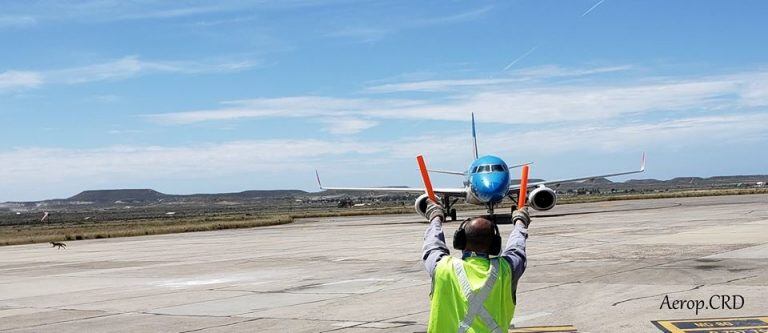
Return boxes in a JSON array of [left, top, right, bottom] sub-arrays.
[[473, 164, 507, 173]]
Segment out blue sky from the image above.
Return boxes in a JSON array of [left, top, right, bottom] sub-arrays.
[[1, 0, 767, 201]]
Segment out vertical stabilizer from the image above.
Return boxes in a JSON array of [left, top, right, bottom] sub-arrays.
[[471, 112, 479, 159]]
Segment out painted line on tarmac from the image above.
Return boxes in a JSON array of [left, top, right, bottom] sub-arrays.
[[509, 324, 578, 332], [512, 311, 552, 324]]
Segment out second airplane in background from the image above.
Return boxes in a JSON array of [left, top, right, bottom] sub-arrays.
[[316, 113, 645, 221]]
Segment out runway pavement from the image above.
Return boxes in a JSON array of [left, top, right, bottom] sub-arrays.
[[1, 194, 767, 332]]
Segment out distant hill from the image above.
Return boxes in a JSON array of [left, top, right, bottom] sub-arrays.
[[64, 189, 309, 204], [581, 177, 613, 184], [178, 190, 308, 200], [557, 175, 768, 192], [69, 189, 166, 203]]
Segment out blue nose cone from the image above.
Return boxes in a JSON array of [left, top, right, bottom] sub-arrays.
[[472, 172, 509, 202]]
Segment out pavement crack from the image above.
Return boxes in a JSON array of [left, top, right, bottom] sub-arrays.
[[176, 317, 262, 333], [716, 275, 758, 284], [610, 274, 759, 307], [611, 284, 705, 306], [519, 281, 580, 294], [535, 203, 682, 218], [2, 311, 122, 331], [530, 260, 576, 267], [317, 310, 428, 332]]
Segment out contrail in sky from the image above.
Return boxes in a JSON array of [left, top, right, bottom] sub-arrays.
[[503, 45, 538, 71], [501, 1, 603, 72], [582, 0, 606, 16]]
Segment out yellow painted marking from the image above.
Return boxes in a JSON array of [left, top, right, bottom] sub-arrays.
[[652, 316, 768, 333]]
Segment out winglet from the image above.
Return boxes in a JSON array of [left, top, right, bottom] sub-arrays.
[[315, 169, 324, 190], [471, 112, 479, 159], [640, 152, 646, 172]]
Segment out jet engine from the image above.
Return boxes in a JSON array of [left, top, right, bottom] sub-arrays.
[[528, 185, 557, 211], [414, 193, 430, 217]]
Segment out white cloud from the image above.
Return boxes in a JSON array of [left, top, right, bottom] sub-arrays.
[[0, 15, 37, 28], [327, 5, 494, 42], [0, 56, 258, 92], [148, 69, 768, 127], [379, 113, 768, 174], [48, 56, 259, 84], [1, 1, 340, 24], [0, 71, 43, 91], [413, 5, 493, 26], [366, 65, 633, 93], [486, 113, 768, 155], [147, 96, 422, 124], [739, 72, 768, 107], [367, 79, 740, 124], [366, 78, 526, 93], [512, 64, 634, 79], [0, 139, 383, 185], [323, 118, 378, 134], [146, 96, 362, 124]]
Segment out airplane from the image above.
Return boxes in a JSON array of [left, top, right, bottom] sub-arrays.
[[316, 113, 646, 221]]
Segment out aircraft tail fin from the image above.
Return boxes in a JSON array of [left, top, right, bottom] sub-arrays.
[[471, 112, 479, 159], [315, 169, 324, 190]]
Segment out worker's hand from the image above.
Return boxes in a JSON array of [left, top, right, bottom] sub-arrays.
[[512, 206, 530, 228], [425, 199, 444, 222]]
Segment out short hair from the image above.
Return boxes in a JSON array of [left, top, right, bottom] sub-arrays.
[[464, 218, 495, 252]]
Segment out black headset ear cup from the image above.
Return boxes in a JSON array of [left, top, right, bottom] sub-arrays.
[[453, 219, 470, 250], [490, 223, 502, 255]]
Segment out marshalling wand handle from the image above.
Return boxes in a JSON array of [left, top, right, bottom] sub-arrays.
[[416, 155, 438, 203]]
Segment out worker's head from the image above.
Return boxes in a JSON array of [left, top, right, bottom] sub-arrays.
[[453, 217, 502, 255]]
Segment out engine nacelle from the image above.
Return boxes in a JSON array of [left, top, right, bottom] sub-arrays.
[[414, 193, 444, 220], [528, 185, 557, 211], [414, 194, 430, 217]]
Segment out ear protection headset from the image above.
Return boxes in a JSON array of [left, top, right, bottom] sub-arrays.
[[453, 218, 502, 255]]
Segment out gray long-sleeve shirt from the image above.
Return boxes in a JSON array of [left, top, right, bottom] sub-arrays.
[[421, 217, 528, 288]]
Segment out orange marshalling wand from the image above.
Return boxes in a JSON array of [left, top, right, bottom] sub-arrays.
[[517, 165, 530, 209], [416, 155, 438, 203]]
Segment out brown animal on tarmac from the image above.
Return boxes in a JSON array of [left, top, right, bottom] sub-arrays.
[[50, 242, 66, 250]]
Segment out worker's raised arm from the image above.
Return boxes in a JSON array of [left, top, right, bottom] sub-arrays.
[[421, 200, 450, 278], [501, 207, 530, 282]]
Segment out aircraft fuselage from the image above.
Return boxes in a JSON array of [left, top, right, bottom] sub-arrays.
[[465, 155, 511, 205]]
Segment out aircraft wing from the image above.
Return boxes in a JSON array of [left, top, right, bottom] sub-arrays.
[[428, 169, 466, 176], [315, 170, 466, 194], [319, 186, 466, 194], [509, 153, 646, 190]]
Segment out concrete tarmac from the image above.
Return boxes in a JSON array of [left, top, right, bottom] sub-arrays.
[[1, 194, 767, 332]]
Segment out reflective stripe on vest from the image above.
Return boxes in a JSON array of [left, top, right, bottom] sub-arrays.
[[453, 258, 502, 333]]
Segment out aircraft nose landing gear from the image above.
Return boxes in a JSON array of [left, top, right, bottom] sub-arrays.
[[442, 196, 459, 221]]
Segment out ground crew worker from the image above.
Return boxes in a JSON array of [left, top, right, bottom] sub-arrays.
[[422, 200, 530, 333]]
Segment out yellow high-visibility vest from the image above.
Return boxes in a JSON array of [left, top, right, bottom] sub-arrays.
[[428, 256, 515, 333]]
